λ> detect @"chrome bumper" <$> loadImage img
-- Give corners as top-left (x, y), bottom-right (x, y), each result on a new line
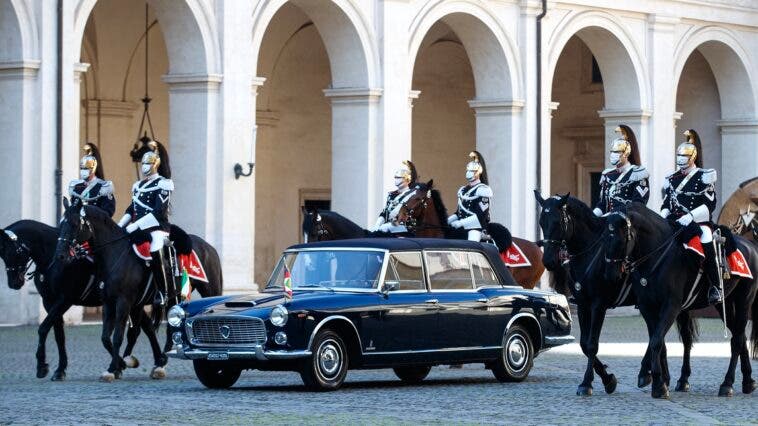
top-left (544, 334), bottom-right (575, 346)
top-left (168, 344), bottom-right (312, 361)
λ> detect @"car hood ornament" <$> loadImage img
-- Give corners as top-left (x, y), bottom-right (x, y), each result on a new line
top-left (219, 325), bottom-right (231, 339)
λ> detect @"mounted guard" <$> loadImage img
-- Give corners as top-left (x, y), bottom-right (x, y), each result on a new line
top-left (117, 140), bottom-right (174, 305)
top-left (448, 151), bottom-right (493, 242)
top-left (69, 143), bottom-right (115, 217)
top-left (593, 125), bottom-right (649, 216)
top-left (371, 160), bottom-right (419, 235)
top-left (660, 129), bottom-right (721, 304)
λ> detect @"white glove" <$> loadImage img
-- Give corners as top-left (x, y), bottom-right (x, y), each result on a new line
top-left (117, 214), bottom-right (131, 228)
top-left (689, 204), bottom-right (710, 223)
top-left (378, 222), bottom-right (393, 233)
top-left (660, 208), bottom-right (670, 219)
top-left (676, 213), bottom-right (693, 226)
top-left (450, 220), bottom-right (463, 229)
top-left (370, 217), bottom-right (385, 232)
top-left (592, 208), bottom-right (603, 217)
top-left (125, 222), bottom-right (138, 233)
top-left (447, 214), bottom-right (458, 225)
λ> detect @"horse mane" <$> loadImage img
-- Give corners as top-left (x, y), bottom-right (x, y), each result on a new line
top-left (566, 196), bottom-right (604, 233)
top-left (625, 202), bottom-right (670, 237)
top-left (429, 189), bottom-right (448, 226)
top-left (317, 209), bottom-right (365, 235)
top-left (82, 205), bottom-right (122, 233)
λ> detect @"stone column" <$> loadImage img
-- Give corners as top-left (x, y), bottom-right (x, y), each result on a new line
top-left (718, 120), bottom-right (758, 196)
top-left (323, 88), bottom-right (382, 226)
top-left (161, 73), bottom-right (222, 240)
top-left (468, 99), bottom-right (525, 235)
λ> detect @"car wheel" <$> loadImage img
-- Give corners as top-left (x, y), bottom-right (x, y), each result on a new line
top-left (192, 360), bottom-right (241, 389)
top-left (300, 330), bottom-right (348, 391)
top-left (492, 325), bottom-right (534, 382)
top-left (393, 366), bottom-right (432, 383)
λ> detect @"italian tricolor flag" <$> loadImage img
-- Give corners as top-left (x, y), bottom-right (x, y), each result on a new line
top-left (180, 267), bottom-right (192, 301)
top-left (283, 268), bottom-right (293, 299)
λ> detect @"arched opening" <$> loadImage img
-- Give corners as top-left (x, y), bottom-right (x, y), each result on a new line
top-left (549, 26), bottom-right (644, 207)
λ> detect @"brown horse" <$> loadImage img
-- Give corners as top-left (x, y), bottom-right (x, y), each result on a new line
top-left (396, 181), bottom-right (544, 289)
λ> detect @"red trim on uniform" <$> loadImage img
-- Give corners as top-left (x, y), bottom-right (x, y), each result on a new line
top-left (728, 249), bottom-right (753, 279)
top-left (500, 242), bottom-right (532, 268)
top-left (683, 236), bottom-right (705, 258)
top-left (179, 250), bottom-right (208, 283)
top-left (132, 242), bottom-right (151, 260)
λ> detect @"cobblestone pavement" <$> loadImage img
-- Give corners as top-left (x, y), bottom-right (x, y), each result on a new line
top-left (1, 316), bottom-right (756, 425)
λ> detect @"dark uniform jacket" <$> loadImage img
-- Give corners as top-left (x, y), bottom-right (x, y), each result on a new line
top-left (596, 165), bottom-right (650, 214)
top-left (455, 182), bottom-right (493, 230)
top-left (68, 178), bottom-right (116, 217)
top-left (379, 187), bottom-right (417, 222)
top-left (124, 175), bottom-right (174, 232)
top-left (661, 167), bottom-right (717, 223)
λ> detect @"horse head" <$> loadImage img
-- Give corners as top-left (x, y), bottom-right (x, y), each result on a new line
top-left (602, 211), bottom-right (636, 283)
top-left (0, 227), bottom-right (33, 290)
top-left (301, 207), bottom-right (332, 242)
top-left (55, 198), bottom-right (94, 264)
top-left (396, 180), bottom-right (434, 229)
top-left (535, 191), bottom-right (572, 271)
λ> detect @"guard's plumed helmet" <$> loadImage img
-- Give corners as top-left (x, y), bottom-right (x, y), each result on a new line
top-left (610, 126), bottom-right (632, 158)
top-left (466, 151), bottom-right (489, 184)
top-left (676, 129), bottom-right (702, 169)
top-left (394, 160), bottom-right (418, 185)
top-left (141, 140), bottom-right (161, 176)
top-left (80, 144), bottom-right (98, 176)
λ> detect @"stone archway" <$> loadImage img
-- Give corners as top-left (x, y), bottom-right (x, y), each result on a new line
top-left (408, 4), bottom-right (524, 233)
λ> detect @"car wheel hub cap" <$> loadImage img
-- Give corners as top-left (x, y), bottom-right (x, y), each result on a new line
top-left (507, 336), bottom-right (527, 370)
top-left (319, 341), bottom-right (341, 377)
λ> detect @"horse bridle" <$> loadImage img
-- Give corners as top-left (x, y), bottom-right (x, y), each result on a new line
top-left (3, 230), bottom-right (34, 280)
top-left (397, 191), bottom-right (430, 229)
top-left (603, 212), bottom-right (636, 270)
top-left (540, 204), bottom-right (574, 262)
top-left (311, 213), bottom-right (330, 241)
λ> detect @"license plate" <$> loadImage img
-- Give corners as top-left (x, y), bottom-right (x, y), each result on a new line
top-left (207, 352), bottom-right (229, 361)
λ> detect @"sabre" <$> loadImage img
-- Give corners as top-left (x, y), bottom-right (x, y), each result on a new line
top-left (714, 230), bottom-right (728, 338)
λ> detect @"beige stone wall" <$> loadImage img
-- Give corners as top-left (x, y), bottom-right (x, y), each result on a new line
top-left (412, 34), bottom-right (476, 212)
top-left (78, 0), bottom-right (170, 218)
top-left (255, 5), bottom-right (331, 285)
top-left (676, 50), bottom-right (723, 209)
top-left (550, 36), bottom-right (604, 204)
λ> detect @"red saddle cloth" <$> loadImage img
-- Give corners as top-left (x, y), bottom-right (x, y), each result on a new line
top-left (500, 241), bottom-right (532, 268)
top-left (131, 243), bottom-right (209, 282)
top-left (683, 236), bottom-right (753, 279)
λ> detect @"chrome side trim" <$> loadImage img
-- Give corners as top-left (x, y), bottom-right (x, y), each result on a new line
top-left (167, 344), bottom-right (312, 361)
top-left (544, 335), bottom-right (575, 345)
top-left (506, 312), bottom-right (543, 349)
top-left (363, 346), bottom-right (502, 356)
top-left (307, 315), bottom-right (363, 353)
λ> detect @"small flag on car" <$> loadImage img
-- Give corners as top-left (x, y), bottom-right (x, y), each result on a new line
top-left (180, 267), bottom-right (191, 301)
top-left (283, 267), bottom-right (293, 300)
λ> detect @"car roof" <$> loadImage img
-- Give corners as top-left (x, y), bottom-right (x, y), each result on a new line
top-left (288, 238), bottom-right (493, 251)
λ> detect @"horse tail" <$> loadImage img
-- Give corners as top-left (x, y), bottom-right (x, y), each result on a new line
top-left (151, 302), bottom-right (164, 331)
top-left (675, 310), bottom-right (699, 346)
top-left (169, 224), bottom-right (192, 255)
top-left (548, 266), bottom-right (571, 297)
top-left (486, 222), bottom-right (512, 251)
top-left (751, 291), bottom-right (758, 359)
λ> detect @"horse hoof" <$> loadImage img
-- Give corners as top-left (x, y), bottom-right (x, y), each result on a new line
top-left (36, 363), bottom-right (49, 379)
top-left (742, 381), bottom-right (757, 394)
top-left (150, 366), bottom-right (167, 380)
top-left (603, 375), bottom-right (618, 394)
top-left (718, 385), bottom-right (734, 397)
top-left (651, 384), bottom-right (670, 399)
top-left (114, 369), bottom-right (123, 380)
top-left (576, 385), bottom-right (593, 396)
top-left (124, 355), bottom-right (140, 369)
top-left (675, 380), bottom-right (690, 392)
top-left (638, 374), bottom-right (652, 388)
top-left (100, 371), bottom-right (116, 383)
top-left (51, 370), bottom-right (66, 381)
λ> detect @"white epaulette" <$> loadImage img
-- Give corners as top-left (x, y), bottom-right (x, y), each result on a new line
top-left (99, 180), bottom-right (114, 196)
top-left (476, 184), bottom-right (493, 198)
top-left (157, 178), bottom-right (174, 191)
top-left (700, 168), bottom-right (717, 184)
top-left (629, 166), bottom-right (649, 182)
top-left (68, 180), bottom-right (83, 196)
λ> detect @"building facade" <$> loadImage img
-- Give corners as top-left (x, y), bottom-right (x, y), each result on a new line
top-left (1, 0), bottom-right (757, 324)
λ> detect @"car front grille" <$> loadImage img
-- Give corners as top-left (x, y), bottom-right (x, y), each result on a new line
top-left (187, 316), bottom-right (267, 347)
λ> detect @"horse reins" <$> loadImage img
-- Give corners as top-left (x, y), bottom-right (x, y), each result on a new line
top-left (604, 212), bottom-right (685, 275)
top-left (3, 230), bottom-right (35, 280)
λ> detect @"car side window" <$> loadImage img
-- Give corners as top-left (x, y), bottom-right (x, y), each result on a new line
top-left (426, 251), bottom-right (474, 290)
top-left (469, 252), bottom-right (499, 287)
top-left (385, 252), bottom-right (425, 291)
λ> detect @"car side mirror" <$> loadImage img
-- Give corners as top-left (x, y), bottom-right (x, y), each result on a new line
top-left (382, 281), bottom-right (400, 295)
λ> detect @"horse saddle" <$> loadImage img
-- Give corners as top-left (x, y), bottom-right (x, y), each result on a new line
top-left (683, 235), bottom-right (753, 279)
top-left (131, 242), bottom-right (208, 283)
top-left (499, 242), bottom-right (531, 268)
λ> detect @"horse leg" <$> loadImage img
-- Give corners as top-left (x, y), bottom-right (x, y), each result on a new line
top-left (122, 310), bottom-right (143, 369)
top-left (649, 304), bottom-right (678, 399)
top-left (137, 309), bottom-right (169, 379)
top-left (717, 298), bottom-right (743, 397)
top-left (675, 312), bottom-right (694, 392)
top-left (575, 303), bottom-right (594, 396)
top-left (51, 317), bottom-right (68, 381)
top-left (35, 299), bottom-right (69, 379)
top-left (586, 306), bottom-right (617, 394)
top-left (106, 300), bottom-right (130, 380)
top-left (660, 341), bottom-right (671, 388)
top-left (100, 302), bottom-right (117, 382)
top-left (739, 338), bottom-right (756, 394)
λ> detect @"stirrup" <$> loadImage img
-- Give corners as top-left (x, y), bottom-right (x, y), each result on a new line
top-left (708, 287), bottom-right (722, 304)
top-left (154, 291), bottom-right (166, 306)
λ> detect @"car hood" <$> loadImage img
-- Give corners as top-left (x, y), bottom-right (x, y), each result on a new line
top-left (190, 290), bottom-right (371, 317)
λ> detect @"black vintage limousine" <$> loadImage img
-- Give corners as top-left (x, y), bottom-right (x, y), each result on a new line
top-left (167, 239), bottom-right (573, 391)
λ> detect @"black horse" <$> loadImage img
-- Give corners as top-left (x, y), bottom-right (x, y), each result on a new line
top-left (0, 220), bottom-right (157, 380)
top-left (604, 202), bottom-right (758, 398)
top-left (302, 208), bottom-right (372, 242)
top-left (534, 192), bottom-right (696, 396)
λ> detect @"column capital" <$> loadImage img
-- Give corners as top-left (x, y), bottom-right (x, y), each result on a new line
top-left (73, 62), bottom-right (90, 83)
top-left (251, 76), bottom-right (266, 95)
top-left (717, 119), bottom-right (758, 135)
top-left (0, 60), bottom-right (40, 80)
top-left (468, 98), bottom-right (525, 116)
top-left (597, 108), bottom-right (652, 123)
top-left (323, 87), bottom-right (383, 104)
top-left (162, 73), bottom-right (223, 93)
top-left (408, 90), bottom-right (421, 107)
top-left (520, 0), bottom-right (549, 16)
top-left (648, 15), bottom-right (680, 33)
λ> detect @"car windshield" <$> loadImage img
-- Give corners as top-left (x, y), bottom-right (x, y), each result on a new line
top-left (265, 250), bottom-right (386, 291)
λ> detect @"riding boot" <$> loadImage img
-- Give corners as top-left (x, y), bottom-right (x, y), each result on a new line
top-left (151, 251), bottom-right (168, 306)
top-left (702, 242), bottom-right (722, 304)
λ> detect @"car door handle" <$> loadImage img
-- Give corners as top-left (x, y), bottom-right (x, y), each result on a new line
top-left (424, 299), bottom-right (439, 304)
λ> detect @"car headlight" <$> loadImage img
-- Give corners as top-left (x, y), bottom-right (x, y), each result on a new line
top-left (167, 305), bottom-right (186, 327)
top-left (270, 305), bottom-right (288, 327)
